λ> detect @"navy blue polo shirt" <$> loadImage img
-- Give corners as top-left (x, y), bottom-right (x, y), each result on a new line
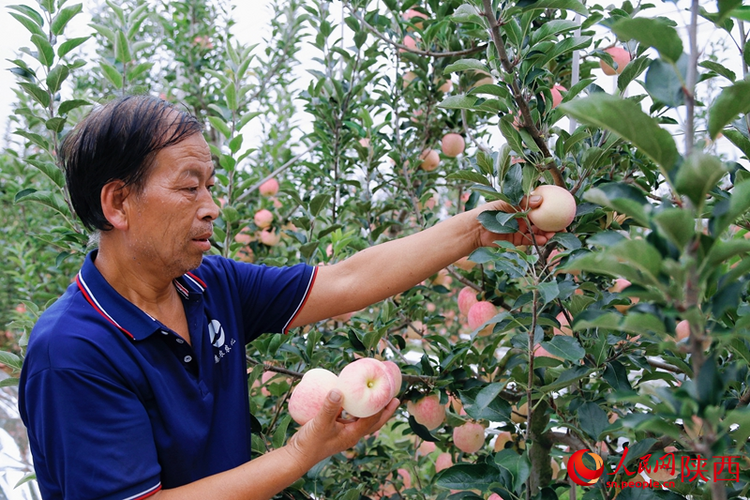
top-left (18, 250), bottom-right (316, 500)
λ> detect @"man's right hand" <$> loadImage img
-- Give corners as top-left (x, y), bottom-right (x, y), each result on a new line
top-left (287, 390), bottom-right (399, 467)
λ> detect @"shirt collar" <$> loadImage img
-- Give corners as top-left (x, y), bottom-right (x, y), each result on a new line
top-left (76, 250), bottom-right (207, 341)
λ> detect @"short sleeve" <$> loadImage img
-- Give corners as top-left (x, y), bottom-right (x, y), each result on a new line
top-left (21, 367), bottom-right (162, 500)
top-left (223, 260), bottom-right (316, 341)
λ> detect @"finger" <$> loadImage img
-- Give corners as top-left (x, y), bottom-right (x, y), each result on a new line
top-left (313, 389), bottom-right (344, 426)
top-left (519, 194), bottom-right (543, 210)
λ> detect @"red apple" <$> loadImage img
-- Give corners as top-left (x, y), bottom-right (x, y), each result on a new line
top-left (254, 209), bottom-right (273, 229)
top-left (419, 149), bottom-right (440, 171)
top-left (435, 452), bottom-right (453, 472)
top-left (550, 84), bottom-right (566, 108)
top-left (553, 312), bottom-right (572, 336)
top-left (402, 8), bottom-right (428, 30)
top-left (288, 368), bottom-right (339, 425)
top-left (676, 320), bottom-right (690, 341)
top-left (493, 431), bottom-right (513, 451)
top-left (453, 421), bottom-right (485, 453)
top-left (441, 133), bottom-right (465, 157)
top-left (259, 228), bottom-right (281, 246)
top-left (468, 301), bottom-right (498, 336)
top-left (381, 360), bottom-right (402, 398)
top-left (600, 47), bottom-right (631, 75)
top-left (336, 358), bottom-right (395, 418)
top-left (407, 393), bottom-right (446, 430)
top-left (258, 178), bottom-right (279, 197)
top-left (527, 185), bottom-right (576, 232)
top-left (458, 287), bottom-right (479, 316)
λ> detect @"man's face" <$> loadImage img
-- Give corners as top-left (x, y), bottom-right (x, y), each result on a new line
top-left (124, 132), bottom-right (219, 277)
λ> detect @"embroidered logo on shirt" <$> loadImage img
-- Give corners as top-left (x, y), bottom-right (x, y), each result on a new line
top-left (208, 319), bottom-right (235, 363)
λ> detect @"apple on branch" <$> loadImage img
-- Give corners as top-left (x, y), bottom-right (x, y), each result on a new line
top-left (406, 393), bottom-right (446, 430)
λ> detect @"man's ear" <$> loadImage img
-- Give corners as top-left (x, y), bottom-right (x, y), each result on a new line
top-left (100, 180), bottom-right (131, 230)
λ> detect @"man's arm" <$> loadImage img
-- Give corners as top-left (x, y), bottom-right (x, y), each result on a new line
top-left (151, 391), bottom-right (398, 500)
top-left (289, 198), bottom-right (551, 328)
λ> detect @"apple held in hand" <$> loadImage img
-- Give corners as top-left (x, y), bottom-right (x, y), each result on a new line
top-left (288, 368), bottom-right (339, 425)
top-left (336, 358), bottom-right (396, 418)
top-left (527, 185), bottom-right (576, 232)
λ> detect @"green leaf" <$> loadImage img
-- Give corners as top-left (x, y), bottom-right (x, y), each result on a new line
top-left (723, 128), bottom-right (750, 159)
top-left (224, 82), bottom-right (237, 111)
top-left (478, 211), bottom-right (518, 234)
top-left (127, 61), bottom-right (153, 81)
top-left (611, 18), bottom-right (683, 63)
top-left (14, 130), bottom-right (50, 150)
top-left (31, 33), bottom-right (55, 67)
top-left (58, 36), bottom-right (90, 58)
top-left (539, 365), bottom-right (593, 392)
top-left (435, 463), bottom-right (498, 491)
top-left (577, 402), bottom-right (609, 440)
top-left (603, 360), bottom-right (633, 392)
top-left (583, 182), bottom-right (651, 227)
top-left (645, 56), bottom-right (687, 107)
top-left (26, 159), bottom-right (64, 188)
top-left (15, 189), bottom-right (70, 217)
top-left (407, 415), bottom-right (438, 442)
top-left (8, 5), bottom-right (44, 26)
top-left (46, 64), bottom-right (70, 94)
top-left (208, 116), bottom-right (231, 139)
top-left (713, 179), bottom-right (750, 237)
top-left (559, 94), bottom-right (679, 172)
top-left (309, 193), bottom-right (330, 217)
top-left (516, 0), bottom-right (588, 15)
top-left (536, 281), bottom-right (560, 306)
top-left (674, 152), bottom-right (727, 207)
top-left (652, 208), bottom-right (696, 250)
top-left (438, 95), bottom-right (478, 110)
top-left (18, 82), bottom-right (51, 107)
top-left (541, 335), bottom-right (585, 361)
top-left (9, 12), bottom-right (46, 37)
top-left (461, 383), bottom-right (512, 421)
top-left (90, 23), bottom-right (116, 43)
top-left (115, 29), bottom-right (131, 64)
top-left (100, 63), bottom-right (123, 88)
top-left (58, 98), bottom-right (90, 115)
top-left (0, 351), bottom-right (23, 372)
top-left (51, 3), bottom-right (83, 35)
top-left (271, 414), bottom-right (292, 449)
top-left (444, 59), bottom-right (490, 74)
top-left (494, 450), bottom-right (531, 493)
top-left (447, 170), bottom-right (492, 186)
top-left (617, 56), bottom-right (651, 92)
top-left (699, 60), bottom-right (736, 82)
top-left (708, 78), bottom-right (750, 140)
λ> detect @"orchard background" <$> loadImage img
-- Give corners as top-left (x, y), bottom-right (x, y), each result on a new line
top-left (2, 0), bottom-right (750, 499)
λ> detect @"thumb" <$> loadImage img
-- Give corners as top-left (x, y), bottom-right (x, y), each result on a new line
top-left (316, 389), bottom-right (344, 422)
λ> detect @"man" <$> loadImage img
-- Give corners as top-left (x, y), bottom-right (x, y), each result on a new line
top-left (18, 95), bottom-right (552, 500)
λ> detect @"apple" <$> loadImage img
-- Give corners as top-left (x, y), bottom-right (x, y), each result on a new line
top-left (609, 278), bottom-right (639, 313)
top-left (441, 133), bottom-right (465, 157)
top-left (288, 368), bottom-right (339, 425)
top-left (458, 287), bottom-right (479, 316)
top-left (550, 84), bottom-right (566, 108)
top-left (453, 256), bottom-right (476, 271)
top-left (511, 402), bottom-right (528, 424)
top-left (419, 149), bottom-right (440, 171)
top-left (336, 358), bottom-right (395, 418)
top-left (435, 452), bottom-right (453, 472)
top-left (234, 227), bottom-right (253, 244)
top-left (258, 178), bottom-right (279, 197)
top-left (676, 319), bottom-right (690, 341)
top-left (527, 185), bottom-right (577, 232)
top-left (453, 421), bottom-right (485, 453)
top-left (381, 360), bottom-right (402, 398)
top-left (553, 312), bottom-right (572, 336)
top-left (437, 79), bottom-right (453, 93)
top-left (468, 301), bottom-right (498, 336)
top-left (401, 34), bottom-right (418, 52)
top-left (488, 494), bottom-right (505, 500)
top-left (259, 228), bottom-right (281, 246)
top-left (493, 431), bottom-right (513, 452)
top-left (417, 439), bottom-right (436, 456)
top-left (600, 47), bottom-right (631, 75)
top-left (403, 71), bottom-right (418, 89)
top-left (407, 393), bottom-right (446, 430)
top-left (402, 8), bottom-right (428, 30)
top-left (432, 268), bottom-right (452, 287)
top-left (254, 209), bottom-right (274, 229)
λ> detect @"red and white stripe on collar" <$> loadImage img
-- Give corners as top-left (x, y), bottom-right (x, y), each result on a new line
top-left (123, 481), bottom-right (161, 500)
top-left (76, 273), bottom-right (136, 340)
